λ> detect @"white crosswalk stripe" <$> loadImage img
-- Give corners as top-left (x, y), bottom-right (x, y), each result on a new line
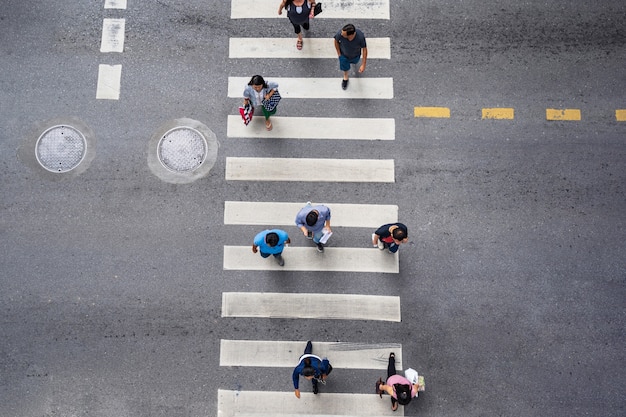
top-left (229, 37), bottom-right (391, 59)
top-left (228, 77), bottom-right (394, 100)
top-left (227, 116), bottom-right (395, 140)
top-left (220, 340), bottom-right (403, 369)
top-left (224, 201), bottom-right (397, 227)
top-left (222, 292), bottom-right (401, 322)
top-left (218, 390), bottom-right (401, 417)
top-left (224, 246), bottom-right (398, 273)
top-left (225, 157), bottom-right (395, 182)
top-left (230, 0), bottom-right (391, 19)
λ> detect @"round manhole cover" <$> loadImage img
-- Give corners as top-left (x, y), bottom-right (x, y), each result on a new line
top-left (35, 125), bottom-right (87, 173)
top-left (158, 127), bottom-right (207, 172)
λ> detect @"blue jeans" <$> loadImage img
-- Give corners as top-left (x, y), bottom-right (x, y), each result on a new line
top-left (339, 55), bottom-right (361, 71)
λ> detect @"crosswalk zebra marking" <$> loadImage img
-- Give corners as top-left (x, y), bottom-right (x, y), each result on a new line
top-left (229, 37), bottom-right (391, 59)
top-left (230, 0), bottom-right (391, 20)
top-left (228, 77), bottom-right (394, 100)
top-left (220, 340), bottom-right (402, 369)
top-left (222, 292), bottom-right (401, 322)
top-left (225, 157), bottom-right (395, 183)
top-left (224, 201), bottom-right (398, 227)
top-left (223, 246), bottom-right (399, 273)
top-left (227, 116), bottom-right (395, 140)
top-left (218, 390), bottom-right (400, 417)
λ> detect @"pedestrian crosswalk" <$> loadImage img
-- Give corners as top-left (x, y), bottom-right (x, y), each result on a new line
top-left (229, 37), bottom-right (391, 59)
top-left (225, 157), bottom-right (395, 182)
top-left (230, 0), bottom-right (391, 20)
top-left (226, 116), bottom-right (395, 140)
top-left (228, 77), bottom-right (394, 100)
top-left (219, 1), bottom-right (413, 415)
top-left (222, 293), bottom-right (401, 322)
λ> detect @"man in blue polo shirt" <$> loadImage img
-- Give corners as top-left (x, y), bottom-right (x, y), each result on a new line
top-left (333, 23), bottom-right (367, 90)
top-left (252, 229), bottom-right (290, 266)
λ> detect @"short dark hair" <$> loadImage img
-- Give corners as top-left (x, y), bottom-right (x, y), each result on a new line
top-left (302, 366), bottom-right (315, 377)
top-left (265, 232), bottom-right (279, 247)
top-left (392, 228), bottom-right (406, 240)
top-left (342, 24), bottom-right (356, 35)
top-left (305, 211), bottom-right (318, 226)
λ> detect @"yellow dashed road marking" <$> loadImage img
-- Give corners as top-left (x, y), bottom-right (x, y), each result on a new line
top-left (616, 110), bottom-right (626, 121)
top-left (482, 108), bottom-right (514, 119)
top-left (546, 108), bottom-right (581, 121)
top-left (414, 107), bottom-right (450, 118)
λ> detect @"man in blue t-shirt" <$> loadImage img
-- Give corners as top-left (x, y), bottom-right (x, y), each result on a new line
top-left (333, 23), bottom-right (367, 90)
top-left (252, 229), bottom-right (290, 266)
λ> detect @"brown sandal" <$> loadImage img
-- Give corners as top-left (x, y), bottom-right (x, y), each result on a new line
top-left (296, 39), bottom-right (303, 50)
top-left (376, 377), bottom-right (384, 397)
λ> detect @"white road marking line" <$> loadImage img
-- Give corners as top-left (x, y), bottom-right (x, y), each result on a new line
top-left (223, 246), bottom-right (399, 273)
top-left (227, 116), bottom-right (395, 140)
top-left (222, 292), bottom-right (401, 321)
top-left (100, 18), bottom-right (125, 53)
top-left (104, 0), bottom-right (127, 9)
top-left (225, 157), bottom-right (395, 183)
top-left (230, 0), bottom-right (390, 19)
top-left (220, 340), bottom-right (402, 369)
top-left (228, 77), bottom-right (394, 99)
top-left (218, 390), bottom-right (400, 416)
top-left (96, 64), bottom-right (122, 100)
top-left (224, 201), bottom-right (398, 227)
top-left (229, 37), bottom-right (391, 59)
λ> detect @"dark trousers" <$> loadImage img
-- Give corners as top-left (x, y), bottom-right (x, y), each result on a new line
top-left (303, 341), bottom-right (317, 390)
top-left (387, 354), bottom-right (397, 407)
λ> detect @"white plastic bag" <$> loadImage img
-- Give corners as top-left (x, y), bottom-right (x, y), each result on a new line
top-left (404, 368), bottom-right (418, 384)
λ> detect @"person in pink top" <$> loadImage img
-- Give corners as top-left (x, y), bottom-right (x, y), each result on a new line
top-left (376, 352), bottom-right (421, 411)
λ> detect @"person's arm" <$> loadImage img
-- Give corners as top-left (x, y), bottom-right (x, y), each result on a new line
top-left (359, 46), bottom-right (368, 73)
top-left (372, 232), bottom-right (379, 246)
top-left (251, 244), bottom-right (258, 253)
top-left (292, 367), bottom-right (301, 398)
top-left (379, 383), bottom-right (394, 396)
top-left (334, 38), bottom-right (342, 57)
top-left (278, 1), bottom-right (286, 15)
top-left (309, 1), bottom-right (316, 17)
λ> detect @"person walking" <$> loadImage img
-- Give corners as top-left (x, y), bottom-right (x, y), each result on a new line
top-left (243, 75), bottom-right (280, 131)
top-left (278, 0), bottom-right (316, 50)
top-left (295, 202), bottom-right (331, 253)
top-left (376, 352), bottom-right (421, 411)
top-left (292, 341), bottom-right (333, 398)
top-left (333, 23), bottom-right (367, 90)
top-left (372, 223), bottom-right (408, 254)
top-left (252, 229), bottom-right (290, 266)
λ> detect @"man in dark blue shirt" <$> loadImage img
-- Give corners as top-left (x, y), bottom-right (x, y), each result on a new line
top-left (292, 341), bottom-right (333, 397)
top-left (334, 23), bottom-right (368, 90)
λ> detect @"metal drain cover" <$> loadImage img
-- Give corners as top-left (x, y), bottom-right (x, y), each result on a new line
top-left (35, 125), bottom-right (87, 173)
top-left (158, 127), bottom-right (207, 172)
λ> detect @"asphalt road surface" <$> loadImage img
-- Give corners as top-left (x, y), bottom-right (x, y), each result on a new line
top-left (1, 1), bottom-right (625, 416)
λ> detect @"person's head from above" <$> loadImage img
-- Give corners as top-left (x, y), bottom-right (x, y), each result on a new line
top-left (249, 75), bottom-right (267, 92)
top-left (392, 228), bottom-right (408, 244)
top-left (341, 23), bottom-right (356, 40)
top-left (265, 232), bottom-right (279, 247)
top-left (305, 210), bottom-right (319, 227)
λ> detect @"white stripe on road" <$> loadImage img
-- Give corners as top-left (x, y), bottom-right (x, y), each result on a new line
top-left (224, 201), bottom-right (398, 227)
top-left (222, 292), bottom-right (401, 322)
top-left (230, 0), bottom-right (390, 19)
top-left (104, 0), bottom-right (127, 9)
top-left (225, 158), bottom-right (395, 183)
top-left (96, 64), bottom-right (122, 100)
top-left (220, 340), bottom-right (402, 369)
top-left (229, 37), bottom-right (391, 59)
top-left (223, 246), bottom-right (399, 273)
top-left (100, 18), bottom-right (125, 52)
top-left (227, 116), bottom-right (395, 140)
top-left (228, 77), bottom-right (394, 99)
top-left (218, 390), bottom-right (399, 417)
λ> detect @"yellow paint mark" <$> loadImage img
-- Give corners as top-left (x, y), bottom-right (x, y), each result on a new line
top-left (482, 108), bottom-right (514, 120)
top-left (546, 108), bottom-right (581, 121)
top-left (414, 107), bottom-right (450, 118)
top-left (616, 109), bottom-right (626, 121)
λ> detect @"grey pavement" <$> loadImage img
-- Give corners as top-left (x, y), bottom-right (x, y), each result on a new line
top-left (1, 1), bottom-right (625, 416)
